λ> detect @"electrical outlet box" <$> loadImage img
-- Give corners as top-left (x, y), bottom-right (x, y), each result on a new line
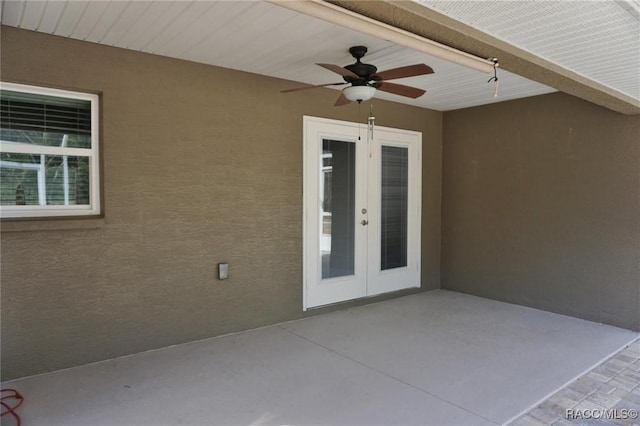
top-left (218, 263), bottom-right (229, 280)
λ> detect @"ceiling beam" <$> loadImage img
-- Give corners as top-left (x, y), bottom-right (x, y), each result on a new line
top-left (330, 0), bottom-right (640, 115)
top-left (267, 0), bottom-right (495, 74)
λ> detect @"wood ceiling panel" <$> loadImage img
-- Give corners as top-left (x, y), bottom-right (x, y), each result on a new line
top-left (1, 0), bottom-right (559, 111)
top-left (174, 1), bottom-right (256, 60)
top-left (417, 0), bottom-right (639, 101)
top-left (115, 1), bottom-right (175, 50)
top-left (19, 1), bottom-right (46, 30)
top-left (100, 2), bottom-right (153, 46)
top-left (33, 0), bottom-right (67, 33)
top-left (185, 2), bottom-right (294, 68)
top-left (149, 1), bottom-right (220, 57)
top-left (144, 1), bottom-right (216, 55)
top-left (67, 1), bottom-right (109, 40)
top-left (52, 1), bottom-right (89, 37)
top-left (85, 1), bottom-right (132, 44)
top-left (251, 15), bottom-right (328, 76)
top-left (131, 1), bottom-right (197, 52)
top-left (1, 0), bottom-right (25, 27)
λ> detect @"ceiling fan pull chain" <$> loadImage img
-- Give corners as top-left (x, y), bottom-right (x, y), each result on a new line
top-left (357, 101), bottom-right (362, 141)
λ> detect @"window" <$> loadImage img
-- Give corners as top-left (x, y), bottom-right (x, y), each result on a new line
top-left (0, 82), bottom-right (100, 218)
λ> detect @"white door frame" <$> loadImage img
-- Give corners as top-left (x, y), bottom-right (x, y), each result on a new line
top-left (303, 115), bottom-right (421, 310)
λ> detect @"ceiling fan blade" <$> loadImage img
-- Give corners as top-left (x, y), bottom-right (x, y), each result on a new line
top-left (317, 63), bottom-right (359, 78)
top-left (373, 64), bottom-right (434, 81)
top-left (334, 93), bottom-right (351, 106)
top-left (281, 82), bottom-right (346, 93)
top-left (376, 82), bottom-right (426, 99)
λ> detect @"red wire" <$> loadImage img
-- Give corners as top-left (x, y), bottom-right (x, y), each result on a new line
top-left (0, 388), bottom-right (23, 426)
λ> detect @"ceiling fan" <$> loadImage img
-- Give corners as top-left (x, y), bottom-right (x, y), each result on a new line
top-left (281, 46), bottom-right (434, 106)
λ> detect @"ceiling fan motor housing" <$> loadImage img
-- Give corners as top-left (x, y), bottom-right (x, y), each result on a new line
top-left (344, 45), bottom-right (377, 86)
top-left (348, 46), bottom-right (368, 60)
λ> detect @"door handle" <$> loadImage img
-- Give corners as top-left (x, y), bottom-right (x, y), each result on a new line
top-left (361, 220), bottom-right (369, 226)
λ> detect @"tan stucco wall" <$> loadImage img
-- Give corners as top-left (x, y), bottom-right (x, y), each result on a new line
top-left (0, 26), bottom-right (443, 380)
top-left (442, 92), bottom-right (640, 331)
top-left (4, 25), bottom-right (637, 382)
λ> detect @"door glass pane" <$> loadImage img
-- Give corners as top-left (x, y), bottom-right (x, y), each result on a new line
top-left (321, 139), bottom-right (355, 279)
top-left (381, 146), bottom-right (408, 270)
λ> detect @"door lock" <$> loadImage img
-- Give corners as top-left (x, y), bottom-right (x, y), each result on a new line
top-left (361, 220), bottom-right (369, 226)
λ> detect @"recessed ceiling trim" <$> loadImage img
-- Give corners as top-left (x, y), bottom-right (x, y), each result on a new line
top-left (266, 0), bottom-right (496, 74)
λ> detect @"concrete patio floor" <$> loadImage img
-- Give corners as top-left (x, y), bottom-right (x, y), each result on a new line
top-left (2, 290), bottom-right (638, 425)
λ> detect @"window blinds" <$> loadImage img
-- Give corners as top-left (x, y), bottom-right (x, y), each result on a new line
top-left (0, 90), bottom-right (91, 136)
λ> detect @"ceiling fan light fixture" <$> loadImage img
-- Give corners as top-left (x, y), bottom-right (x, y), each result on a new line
top-left (343, 85), bottom-right (376, 103)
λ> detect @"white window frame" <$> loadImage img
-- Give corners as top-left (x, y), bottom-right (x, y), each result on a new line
top-left (0, 82), bottom-right (100, 218)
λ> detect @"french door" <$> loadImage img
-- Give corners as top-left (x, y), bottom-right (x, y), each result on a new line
top-left (303, 116), bottom-right (421, 309)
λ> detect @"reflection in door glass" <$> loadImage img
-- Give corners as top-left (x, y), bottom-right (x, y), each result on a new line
top-left (381, 146), bottom-right (408, 270)
top-left (321, 139), bottom-right (355, 279)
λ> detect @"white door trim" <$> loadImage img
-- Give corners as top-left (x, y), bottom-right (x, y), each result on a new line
top-left (303, 115), bottom-right (421, 310)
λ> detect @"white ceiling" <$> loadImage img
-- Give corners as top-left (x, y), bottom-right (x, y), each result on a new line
top-left (3, 0), bottom-right (634, 111)
top-left (417, 0), bottom-right (640, 102)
